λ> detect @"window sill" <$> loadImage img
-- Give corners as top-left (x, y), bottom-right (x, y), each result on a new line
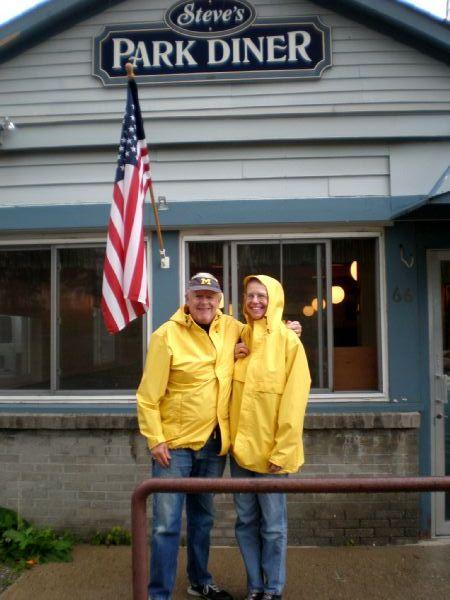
top-left (0, 395), bottom-right (136, 403)
top-left (309, 392), bottom-right (388, 403)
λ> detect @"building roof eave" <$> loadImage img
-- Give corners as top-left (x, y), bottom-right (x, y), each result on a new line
top-left (0, 0), bottom-right (449, 66)
top-left (0, 196), bottom-right (428, 232)
top-left (391, 166), bottom-right (450, 219)
top-left (0, 0), bottom-right (124, 64)
top-left (311, 0), bottom-right (450, 64)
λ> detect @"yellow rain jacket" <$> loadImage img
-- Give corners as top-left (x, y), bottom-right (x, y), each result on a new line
top-left (230, 275), bottom-right (311, 474)
top-left (137, 307), bottom-right (243, 455)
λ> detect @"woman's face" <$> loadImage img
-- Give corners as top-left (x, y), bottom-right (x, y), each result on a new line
top-left (244, 280), bottom-right (268, 321)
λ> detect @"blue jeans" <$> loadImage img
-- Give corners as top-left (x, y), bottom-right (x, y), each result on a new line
top-left (149, 432), bottom-right (226, 600)
top-left (230, 457), bottom-right (287, 596)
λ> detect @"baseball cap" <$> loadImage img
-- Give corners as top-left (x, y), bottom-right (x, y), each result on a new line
top-left (187, 272), bottom-right (222, 293)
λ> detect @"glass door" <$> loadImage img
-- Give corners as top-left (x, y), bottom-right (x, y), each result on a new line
top-left (428, 250), bottom-right (450, 535)
top-left (231, 241), bottom-right (331, 391)
top-left (185, 236), bottom-right (381, 394)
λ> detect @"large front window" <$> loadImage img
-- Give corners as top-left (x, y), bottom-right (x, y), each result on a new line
top-left (0, 235), bottom-right (383, 397)
top-left (0, 246), bottom-right (143, 393)
top-left (187, 236), bottom-right (382, 394)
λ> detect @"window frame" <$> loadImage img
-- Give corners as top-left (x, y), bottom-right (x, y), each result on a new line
top-left (182, 229), bottom-right (389, 403)
top-left (0, 236), bottom-right (150, 403)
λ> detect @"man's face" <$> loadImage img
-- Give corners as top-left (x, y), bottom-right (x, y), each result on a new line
top-left (186, 290), bottom-right (221, 325)
top-left (244, 280), bottom-right (268, 321)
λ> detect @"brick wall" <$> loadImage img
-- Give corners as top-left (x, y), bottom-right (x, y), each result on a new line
top-left (0, 412), bottom-right (420, 545)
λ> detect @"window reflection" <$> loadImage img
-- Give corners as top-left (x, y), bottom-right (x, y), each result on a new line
top-left (283, 243), bottom-right (328, 390)
top-left (0, 250), bottom-right (50, 389)
top-left (188, 242), bottom-right (224, 286)
top-left (237, 243), bottom-right (280, 320)
top-left (59, 248), bottom-right (143, 390)
top-left (332, 239), bottom-right (378, 391)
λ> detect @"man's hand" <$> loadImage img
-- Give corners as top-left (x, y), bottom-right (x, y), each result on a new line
top-left (286, 320), bottom-right (302, 337)
top-left (234, 341), bottom-right (249, 360)
top-left (268, 462), bottom-right (282, 474)
top-left (151, 442), bottom-right (171, 468)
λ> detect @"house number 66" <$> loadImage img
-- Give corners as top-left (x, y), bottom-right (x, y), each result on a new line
top-left (393, 287), bottom-right (413, 303)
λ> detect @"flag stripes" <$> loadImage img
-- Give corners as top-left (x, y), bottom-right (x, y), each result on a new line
top-left (101, 79), bottom-right (150, 334)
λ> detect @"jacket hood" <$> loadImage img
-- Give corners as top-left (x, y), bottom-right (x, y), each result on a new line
top-left (243, 275), bottom-right (284, 331)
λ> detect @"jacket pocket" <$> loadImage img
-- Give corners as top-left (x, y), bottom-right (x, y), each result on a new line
top-left (233, 357), bottom-right (248, 383)
top-left (251, 369), bottom-right (286, 394)
top-left (160, 393), bottom-right (182, 438)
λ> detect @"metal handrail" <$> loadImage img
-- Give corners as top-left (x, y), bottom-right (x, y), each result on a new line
top-left (131, 476), bottom-right (450, 600)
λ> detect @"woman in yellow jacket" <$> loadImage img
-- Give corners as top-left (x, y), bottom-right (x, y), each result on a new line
top-left (230, 275), bottom-right (311, 600)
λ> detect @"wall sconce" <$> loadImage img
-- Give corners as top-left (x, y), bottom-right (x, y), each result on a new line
top-left (0, 117), bottom-right (15, 131)
top-left (157, 195), bottom-right (168, 211)
top-left (0, 117), bottom-right (16, 144)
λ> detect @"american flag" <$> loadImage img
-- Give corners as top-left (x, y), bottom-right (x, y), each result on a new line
top-left (101, 78), bottom-right (150, 334)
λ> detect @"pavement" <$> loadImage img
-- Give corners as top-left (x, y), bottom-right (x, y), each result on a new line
top-left (2, 542), bottom-right (450, 600)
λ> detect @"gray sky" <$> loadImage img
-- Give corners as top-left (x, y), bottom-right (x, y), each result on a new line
top-left (0, 0), bottom-right (447, 26)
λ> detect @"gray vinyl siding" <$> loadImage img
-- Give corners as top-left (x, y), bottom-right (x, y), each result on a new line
top-left (0, 0), bottom-right (449, 207)
top-left (0, 0), bottom-right (449, 122)
top-left (0, 144), bottom-right (390, 206)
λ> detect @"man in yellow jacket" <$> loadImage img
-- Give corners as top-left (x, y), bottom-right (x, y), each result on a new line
top-left (137, 273), bottom-right (241, 600)
top-left (230, 275), bottom-right (311, 600)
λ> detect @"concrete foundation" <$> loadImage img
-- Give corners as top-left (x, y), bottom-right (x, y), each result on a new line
top-left (0, 412), bottom-right (420, 545)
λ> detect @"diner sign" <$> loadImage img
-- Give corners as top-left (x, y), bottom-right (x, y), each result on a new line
top-left (92, 0), bottom-right (332, 86)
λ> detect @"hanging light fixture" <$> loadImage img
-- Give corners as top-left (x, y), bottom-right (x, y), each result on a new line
top-left (311, 297), bottom-right (326, 311)
top-left (332, 285), bottom-right (345, 304)
top-left (302, 305), bottom-right (314, 317)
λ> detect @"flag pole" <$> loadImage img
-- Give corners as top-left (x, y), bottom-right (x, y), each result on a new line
top-left (125, 62), bottom-right (170, 269)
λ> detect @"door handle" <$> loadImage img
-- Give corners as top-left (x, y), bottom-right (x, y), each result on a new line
top-left (435, 373), bottom-right (448, 404)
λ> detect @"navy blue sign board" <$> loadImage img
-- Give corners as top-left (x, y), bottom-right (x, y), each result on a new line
top-left (92, 1), bottom-right (332, 86)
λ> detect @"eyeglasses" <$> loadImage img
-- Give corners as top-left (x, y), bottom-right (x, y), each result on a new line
top-left (245, 293), bottom-right (268, 301)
